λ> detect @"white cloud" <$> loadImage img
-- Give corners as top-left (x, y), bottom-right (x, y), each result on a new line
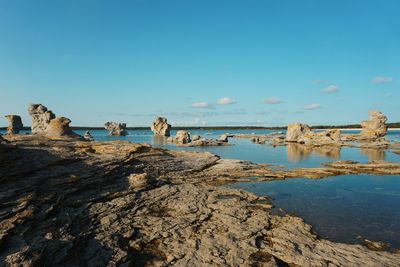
top-left (322, 85), bottom-right (339, 93)
top-left (217, 97), bottom-right (236, 105)
top-left (264, 97), bottom-right (283, 104)
top-left (192, 102), bottom-right (212, 108)
top-left (371, 76), bottom-right (393, 84)
top-left (304, 103), bottom-right (321, 110)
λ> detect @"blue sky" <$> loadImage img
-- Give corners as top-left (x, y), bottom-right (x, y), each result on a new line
top-left (0, 0), bottom-right (399, 127)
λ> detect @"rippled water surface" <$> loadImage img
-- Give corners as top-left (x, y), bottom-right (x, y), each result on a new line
top-left (230, 174), bottom-right (400, 249)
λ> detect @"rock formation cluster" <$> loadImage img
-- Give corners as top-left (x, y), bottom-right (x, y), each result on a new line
top-left (28, 104), bottom-right (56, 134)
top-left (150, 117), bottom-right (171, 136)
top-left (104, 122), bottom-right (128, 136)
top-left (286, 123), bottom-right (341, 145)
top-left (361, 110), bottom-right (388, 138)
top-left (27, 103), bottom-right (78, 137)
top-left (1, 134), bottom-right (400, 266)
top-left (4, 115), bottom-right (23, 134)
top-left (168, 130), bottom-right (191, 144)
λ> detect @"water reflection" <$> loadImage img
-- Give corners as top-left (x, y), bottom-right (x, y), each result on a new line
top-left (360, 148), bottom-right (386, 161)
top-left (152, 136), bottom-right (169, 145)
top-left (286, 143), bottom-right (341, 163)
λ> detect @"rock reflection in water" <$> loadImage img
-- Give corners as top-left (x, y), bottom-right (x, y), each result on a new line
top-left (286, 143), bottom-right (341, 162)
top-left (152, 136), bottom-right (168, 145)
top-left (360, 148), bottom-right (386, 161)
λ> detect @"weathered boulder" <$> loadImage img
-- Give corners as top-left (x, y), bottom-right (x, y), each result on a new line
top-left (104, 122), bottom-right (128, 136)
top-left (286, 123), bottom-right (312, 142)
top-left (46, 117), bottom-right (75, 137)
top-left (4, 115), bottom-right (23, 134)
top-left (191, 134), bottom-right (201, 141)
top-left (28, 104), bottom-right (56, 134)
top-left (287, 123), bottom-right (341, 145)
top-left (150, 117), bottom-right (171, 136)
top-left (361, 111), bottom-right (388, 138)
top-left (84, 131), bottom-right (94, 141)
top-left (218, 134), bottom-right (229, 142)
top-left (168, 130), bottom-right (191, 144)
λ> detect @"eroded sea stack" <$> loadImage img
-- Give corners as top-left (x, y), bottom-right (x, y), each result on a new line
top-left (28, 104), bottom-right (56, 134)
top-left (104, 122), bottom-right (128, 136)
top-left (286, 123), bottom-right (312, 142)
top-left (28, 103), bottom-right (79, 137)
top-left (4, 115), bottom-right (23, 134)
top-left (360, 110), bottom-right (388, 138)
top-left (46, 117), bottom-right (75, 137)
top-left (150, 117), bottom-right (171, 136)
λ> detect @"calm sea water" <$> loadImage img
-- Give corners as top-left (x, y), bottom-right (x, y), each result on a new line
top-left (230, 174), bottom-right (400, 250)
top-left (1, 129), bottom-right (400, 169)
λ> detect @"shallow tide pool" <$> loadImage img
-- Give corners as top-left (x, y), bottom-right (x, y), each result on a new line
top-left (230, 174), bottom-right (400, 249)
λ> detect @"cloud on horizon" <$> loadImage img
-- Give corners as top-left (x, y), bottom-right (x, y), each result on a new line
top-left (217, 97), bottom-right (237, 105)
top-left (192, 101), bottom-right (213, 108)
top-left (371, 76), bottom-right (393, 84)
top-left (304, 103), bottom-right (321, 110)
top-left (264, 97), bottom-right (283, 104)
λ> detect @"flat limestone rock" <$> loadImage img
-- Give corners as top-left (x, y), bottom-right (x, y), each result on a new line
top-left (4, 115), bottom-right (23, 134)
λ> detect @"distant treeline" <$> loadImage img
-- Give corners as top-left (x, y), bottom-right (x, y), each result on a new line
top-left (1, 123), bottom-right (400, 131)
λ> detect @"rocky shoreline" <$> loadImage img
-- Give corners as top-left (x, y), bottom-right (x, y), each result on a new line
top-left (1, 134), bottom-right (400, 266)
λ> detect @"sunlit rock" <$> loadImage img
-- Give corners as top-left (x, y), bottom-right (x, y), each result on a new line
top-left (46, 117), bottom-right (75, 137)
top-left (150, 117), bottom-right (171, 136)
top-left (104, 122), bottom-right (128, 136)
top-left (28, 103), bottom-right (56, 134)
top-left (361, 110), bottom-right (388, 138)
top-left (286, 123), bottom-right (312, 142)
top-left (168, 130), bottom-right (191, 144)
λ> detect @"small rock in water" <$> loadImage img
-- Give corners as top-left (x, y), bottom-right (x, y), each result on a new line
top-left (84, 131), bottom-right (94, 141)
top-left (4, 115), bottom-right (23, 134)
top-left (218, 134), bottom-right (229, 142)
top-left (104, 122), bottom-right (128, 136)
top-left (168, 130), bottom-right (191, 144)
